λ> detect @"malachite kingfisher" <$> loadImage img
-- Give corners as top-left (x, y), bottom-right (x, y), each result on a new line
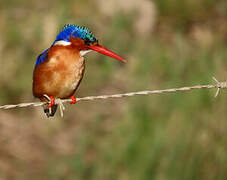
top-left (33, 24), bottom-right (125, 117)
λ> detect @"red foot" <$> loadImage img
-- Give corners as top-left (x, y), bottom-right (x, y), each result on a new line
top-left (47, 96), bottom-right (55, 108)
top-left (70, 96), bottom-right (77, 104)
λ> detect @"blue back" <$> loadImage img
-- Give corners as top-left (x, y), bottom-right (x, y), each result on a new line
top-left (35, 49), bottom-right (49, 66)
top-left (35, 24), bottom-right (97, 66)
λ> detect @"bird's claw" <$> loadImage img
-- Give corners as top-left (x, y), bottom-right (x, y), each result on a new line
top-left (70, 96), bottom-right (77, 104)
top-left (47, 96), bottom-right (55, 108)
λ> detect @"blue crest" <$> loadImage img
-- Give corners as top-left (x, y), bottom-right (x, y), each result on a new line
top-left (55, 24), bottom-right (97, 43)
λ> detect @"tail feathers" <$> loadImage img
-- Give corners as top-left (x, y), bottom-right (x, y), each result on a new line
top-left (43, 104), bottom-right (58, 118)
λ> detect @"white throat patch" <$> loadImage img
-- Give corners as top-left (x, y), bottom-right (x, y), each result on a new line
top-left (54, 40), bottom-right (72, 46)
top-left (80, 50), bottom-right (92, 57)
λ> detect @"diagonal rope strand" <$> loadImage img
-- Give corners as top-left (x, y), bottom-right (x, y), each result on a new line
top-left (0, 77), bottom-right (226, 111)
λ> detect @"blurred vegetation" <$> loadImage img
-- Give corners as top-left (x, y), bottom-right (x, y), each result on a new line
top-left (0, 0), bottom-right (227, 179)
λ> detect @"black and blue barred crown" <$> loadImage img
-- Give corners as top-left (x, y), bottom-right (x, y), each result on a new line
top-left (55, 24), bottom-right (97, 43)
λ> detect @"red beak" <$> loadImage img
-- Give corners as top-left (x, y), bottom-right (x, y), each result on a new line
top-left (88, 44), bottom-right (126, 63)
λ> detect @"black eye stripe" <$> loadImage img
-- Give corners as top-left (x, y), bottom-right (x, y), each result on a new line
top-left (84, 38), bottom-right (98, 45)
top-left (84, 38), bottom-right (91, 45)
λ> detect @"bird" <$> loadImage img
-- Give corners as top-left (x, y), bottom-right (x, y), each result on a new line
top-left (33, 24), bottom-right (125, 117)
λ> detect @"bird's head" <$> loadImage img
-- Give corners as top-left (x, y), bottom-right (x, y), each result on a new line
top-left (54, 24), bottom-right (126, 62)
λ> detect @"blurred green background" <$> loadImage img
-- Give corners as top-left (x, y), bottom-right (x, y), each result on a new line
top-left (0, 0), bottom-right (227, 179)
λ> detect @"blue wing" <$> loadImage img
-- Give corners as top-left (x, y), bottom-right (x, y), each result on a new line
top-left (35, 49), bottom-right (49, 66)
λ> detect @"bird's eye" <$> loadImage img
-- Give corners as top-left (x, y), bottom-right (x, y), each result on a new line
top-left (84, 38), bottom-right (91, 45)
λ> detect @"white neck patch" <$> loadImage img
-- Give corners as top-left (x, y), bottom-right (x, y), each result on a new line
top-left (54, 40), bottom-right (72, 46)
top-left (80, 50), bottom-right (92, 57)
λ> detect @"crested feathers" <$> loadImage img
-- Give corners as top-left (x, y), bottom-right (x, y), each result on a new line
top-left (55, 24), bottom-right (97, 43)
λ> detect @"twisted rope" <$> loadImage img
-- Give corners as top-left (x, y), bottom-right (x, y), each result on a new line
top-left (0, 77), bottom-right (226, 117)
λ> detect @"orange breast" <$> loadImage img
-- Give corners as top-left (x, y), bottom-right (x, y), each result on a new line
top-left (33, 45), bottom-right (85, 99)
